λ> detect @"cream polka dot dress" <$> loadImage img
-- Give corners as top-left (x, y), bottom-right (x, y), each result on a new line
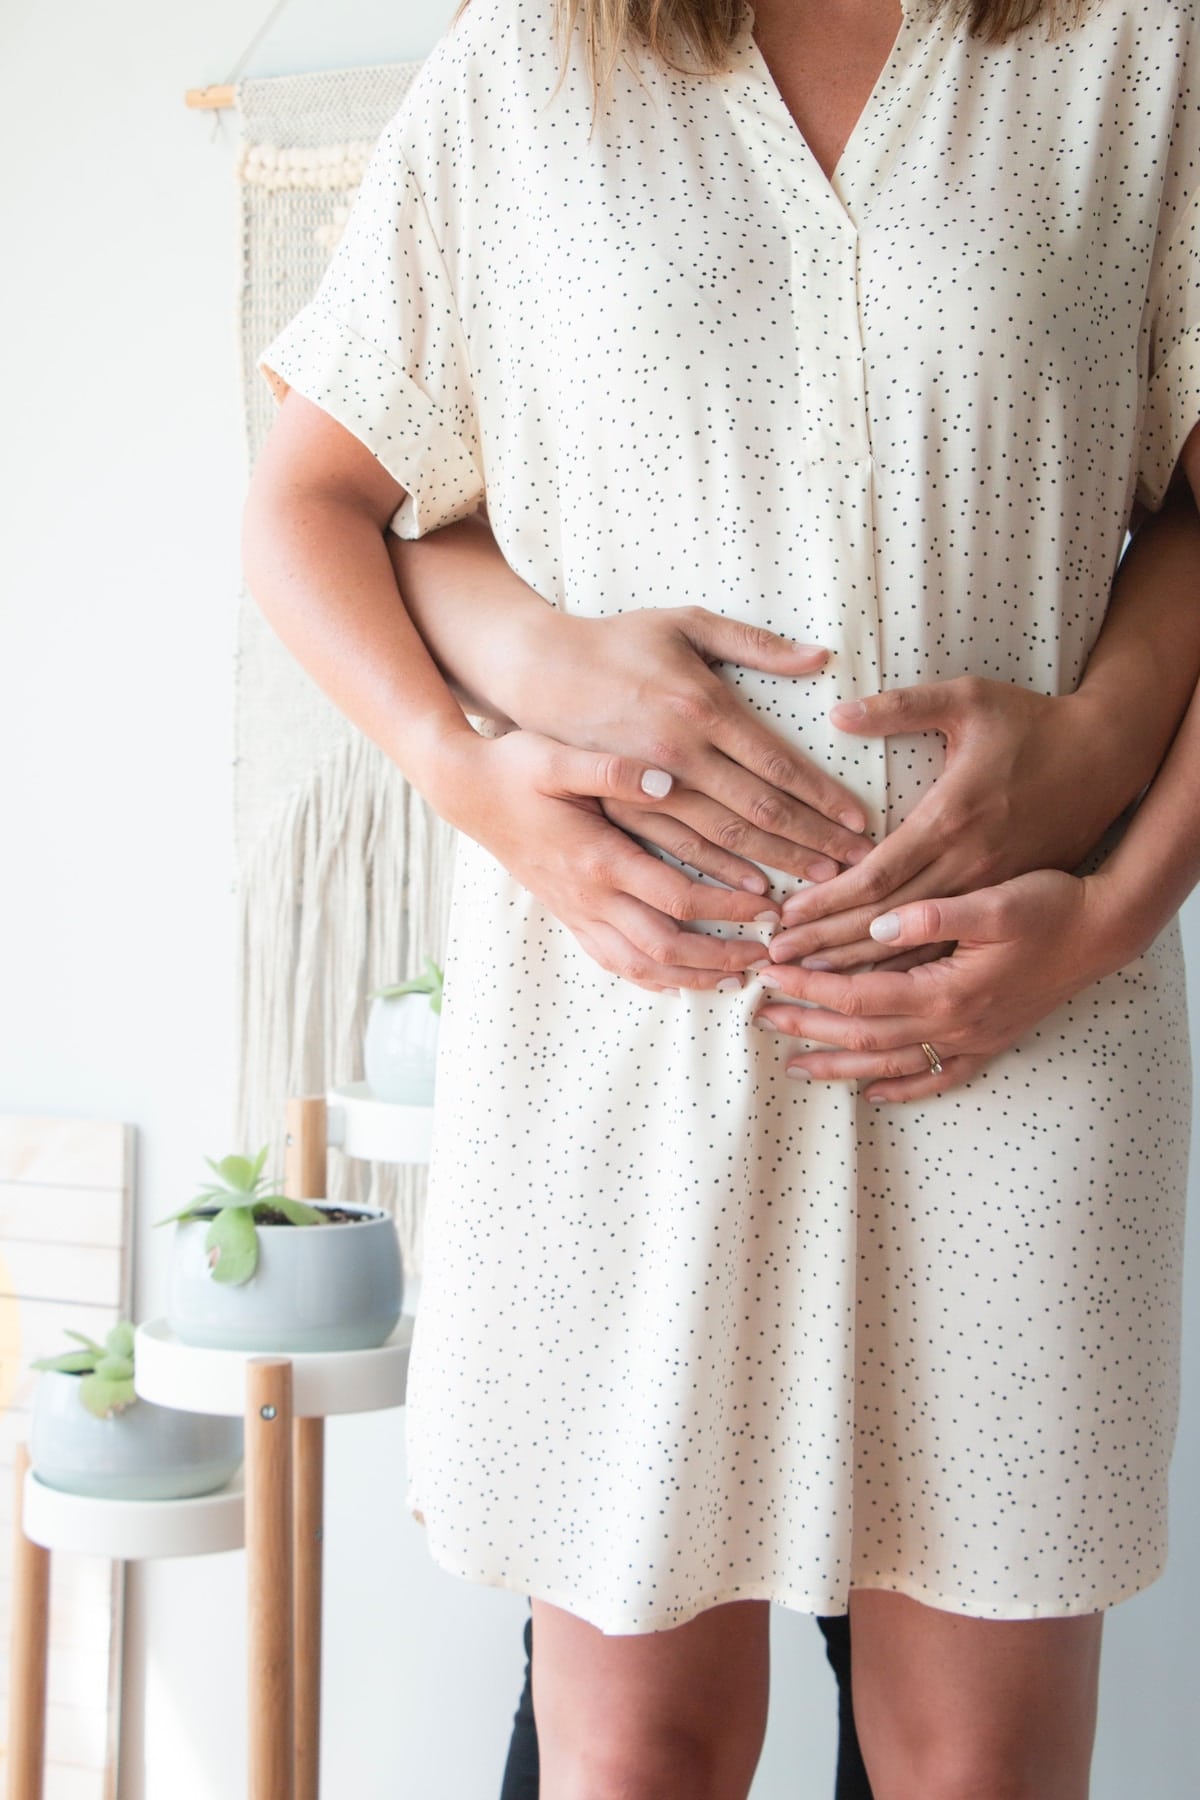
top-left (261, 0), bottom-right (1200, 1630)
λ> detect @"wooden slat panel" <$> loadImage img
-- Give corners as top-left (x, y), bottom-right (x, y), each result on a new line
top-left (0, 1116), bottom-right (132, 1800)
top-left (0, 1244), bottom-right (123, 1310)
top-left (0, 1122), bottom-right (130, 1192)
top-left (0, 1303), bottom-right (120, 1426)
top-left (0, 1189), bottom-right (126, 1251)
top-left (0, 1756), bottom-right (110, 1800)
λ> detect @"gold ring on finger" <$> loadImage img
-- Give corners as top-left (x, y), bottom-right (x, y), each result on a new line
top-left (920, 1042), bottom-right (944, 1075)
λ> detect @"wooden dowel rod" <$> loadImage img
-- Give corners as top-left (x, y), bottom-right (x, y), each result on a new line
top-left (185, 84), bottom-right (235, 110)
top-left (7, 1445), bottom-right (49, 1800)
top-left (293, 1417), bottom-right (325, 1800)
top-left (285, 1097), bottom-right (328, 1203)
top-left (246, 1360), bottom-right (295, 1800)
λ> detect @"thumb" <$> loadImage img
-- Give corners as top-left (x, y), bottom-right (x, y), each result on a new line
top-left (680, 607), bottom-right (829, 675)
top-left (867, 886), bottom-right (1014, 949)
top-left (830, 682), bottom-right (956, 737)
top-left (545, 743), bottom-right (675, 805)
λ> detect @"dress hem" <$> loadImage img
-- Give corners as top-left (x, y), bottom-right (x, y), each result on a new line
top-left (408, 1496), bottom-right (1164, 1635)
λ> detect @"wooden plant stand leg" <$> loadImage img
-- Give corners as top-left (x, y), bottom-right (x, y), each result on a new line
top-left (284, 1094), bottom-right (329, 1799)
top-left (6, 1445), bottom-right (49, 1800)
top-left (247, 1360), bottom-right (295, 1800)
top-left (293, 1416), bottom-right (325, 1800)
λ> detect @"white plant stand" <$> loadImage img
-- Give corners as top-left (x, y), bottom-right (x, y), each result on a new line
top-left (135, 1092), bottom-right (432, 1800)
top-left (326, 1080), bottom-right (434, 1166)
top-left (5, 1444), bottom-right (244, 1800)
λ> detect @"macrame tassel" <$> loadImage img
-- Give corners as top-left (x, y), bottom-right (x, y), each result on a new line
top-left (234, 733), bottom-right (457, 1273)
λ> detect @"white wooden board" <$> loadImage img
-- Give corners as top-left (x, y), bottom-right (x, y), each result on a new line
top-left (0, 1116), bottom-right (133, 1800)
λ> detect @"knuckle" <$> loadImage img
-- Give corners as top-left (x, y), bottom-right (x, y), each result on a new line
top-left (741, 621), bottom-right (780, 656)
top-left (756, 750), bottom-right (798, 791)
top-left (658, 887), bottom-right (694, 924)
top-left (856, 865), bottom-right (893, 905)
top-left (663, 686), bottom-right (719, 735)
top-left (713, 816), bottom-right (753, 854)
top-left (665, 834), bottom-right (704, 871)
top-left (577, 851), bottom-right (614, 889)
top-left (844, 1027), bottom-right (877, 1054)
top-left (748, 791), bottom-right (789, 834)
top-left (591, 752), bottom-right (624, 794)
top-left (646, 737), bottom-right (685, 772)
top-left (955, 674), bottom-right (988, 709)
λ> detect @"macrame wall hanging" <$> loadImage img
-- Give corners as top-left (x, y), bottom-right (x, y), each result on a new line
top-left (233, 62), bottom-right (458, 1276)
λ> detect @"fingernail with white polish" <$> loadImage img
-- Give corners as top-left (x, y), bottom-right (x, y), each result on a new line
top-left (869, 913), bottom-right (901, 942)
top-left (740, 875), bottom-right (768, 895)
top-left (801, 957), bottom-right (833, 971)
top-left (830, 700), bottom-right (866, 724)
top-left (753, 1013), bottom-right (774, 1030)
top-left (757, 971), bottom-right (784, 989)
top-left (716, 976), bottom-right (743, 992)
top-left (754, 911), bottom-right (779, 924)
top-left (785, 1065), bottom-right (812, 1080)
top-left (641, 768), bottom-right (673, 798)
top-left (806, 858), bottom-right (840, 883)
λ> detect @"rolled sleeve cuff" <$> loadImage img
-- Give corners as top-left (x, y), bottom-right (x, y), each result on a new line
top-left (258, 305), bottom-right (485, 538)
top-left (1136, 324), bottom-right (1200, 511)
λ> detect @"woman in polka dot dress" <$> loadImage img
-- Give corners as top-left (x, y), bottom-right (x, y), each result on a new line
top-left (244, 0), bottom-right (1200, 1792)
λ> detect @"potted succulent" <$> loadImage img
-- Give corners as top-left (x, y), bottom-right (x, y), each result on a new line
top-left (364, 956), bottom-right (443, 1105)
top-left (30, 1322), bottom-right (242, 1501)
top-left (161, 1148), bottom-right (403, 1353)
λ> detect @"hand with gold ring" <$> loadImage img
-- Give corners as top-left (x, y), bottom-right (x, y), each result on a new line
top-left (753, 868), bottom-right (1133, 1102)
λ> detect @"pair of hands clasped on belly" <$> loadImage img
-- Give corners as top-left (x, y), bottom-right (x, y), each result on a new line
top-left (444, 602), bottom-right (1131, 1103)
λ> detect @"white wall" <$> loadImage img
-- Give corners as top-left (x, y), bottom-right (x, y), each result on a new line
top-left (1, 2), bottom-right (1195, 1795)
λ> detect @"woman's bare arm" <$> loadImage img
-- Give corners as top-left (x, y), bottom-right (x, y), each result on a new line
top-left (243, 391), bottom-right (795, 992)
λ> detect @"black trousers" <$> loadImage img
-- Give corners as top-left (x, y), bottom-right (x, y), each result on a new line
top-left (499, 1612), bottom-right (875, 1800)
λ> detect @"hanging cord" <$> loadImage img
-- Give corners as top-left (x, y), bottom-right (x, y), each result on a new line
top-left (222, 0), bottom-right (298, 88)
top-left (202, 0), bottom-right (298, 136)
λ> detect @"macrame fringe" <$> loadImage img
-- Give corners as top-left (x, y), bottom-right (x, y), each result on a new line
top-left (234, 733), bottom-right (458, 1275)
top-left (237, 140), bottom-right (376, 191)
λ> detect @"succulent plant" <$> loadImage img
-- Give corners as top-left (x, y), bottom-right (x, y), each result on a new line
top-left (373, 956), bottom-right (444, 1014)
top-left (33, 1321), bottom-right (138, 1419)
top-left (158, 1148), bottom-right (323, 1287)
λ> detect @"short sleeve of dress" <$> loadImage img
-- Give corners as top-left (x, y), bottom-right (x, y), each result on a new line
top-left (1137, 185), bottom-right (1200, 510)
top-left (257, 124), bottom-right (484, 539)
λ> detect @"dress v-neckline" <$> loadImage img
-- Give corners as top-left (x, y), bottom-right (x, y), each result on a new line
top-left (736, 1), bottom-right (914, 215)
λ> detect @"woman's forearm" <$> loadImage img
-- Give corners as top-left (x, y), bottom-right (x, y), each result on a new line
top-left (1082, 452), bottom-right (1200, 966)
top-left (387, 511), bottom-right (564, 724)
top-left (1064, 496), bottom-right (1200, 816)
top-left (1088, 670), bottom-right (1200, 964)
top-left (243, 440), bottom-right (485, 830)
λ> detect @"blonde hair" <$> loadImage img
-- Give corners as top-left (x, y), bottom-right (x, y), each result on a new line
top-left (457, 0), bottom-right (1064, 90)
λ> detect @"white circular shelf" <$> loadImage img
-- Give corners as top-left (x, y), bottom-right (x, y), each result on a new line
top-left (134, 1317), bottom-right (413, 1419)
top-left (326, 1082), bottom-right (434, 1166)
top-left (22, 1468), bottom-right (244, 1559)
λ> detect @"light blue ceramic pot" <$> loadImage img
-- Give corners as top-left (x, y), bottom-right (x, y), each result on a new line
top-left (364, 993), bottom-right (440, 1105)
top-left (167, 1203), bottom-right (403, 1353)
top-left (31, 1371), bottom-right (243, 1500)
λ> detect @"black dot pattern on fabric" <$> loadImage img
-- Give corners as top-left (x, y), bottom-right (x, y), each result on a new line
top-left (260, 0), bottom-right (1200, 1631)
